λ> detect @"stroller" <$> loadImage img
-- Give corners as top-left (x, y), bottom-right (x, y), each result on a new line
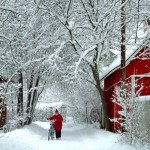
top-left (48, 121), bottom-right (55, 140)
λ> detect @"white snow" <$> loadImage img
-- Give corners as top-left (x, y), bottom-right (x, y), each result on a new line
top-left (36, 102), bottom-right (65, 108)
top-left (0, 121), bottom-right (137, 150)
top-left (109, 49), bottom-right (120, 55)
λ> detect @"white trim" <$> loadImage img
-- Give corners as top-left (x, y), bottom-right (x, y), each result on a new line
top-left (131, 74), bottom-right (150, 100)
top-left (131, 74), bottom-right (150, 78)
top-left (135, 95), bottom-right (150, 102)
top-left (131, 76), bottom-right (136, 99)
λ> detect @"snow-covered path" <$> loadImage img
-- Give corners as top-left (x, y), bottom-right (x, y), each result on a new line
top-left (0, 122), bottom-right (136, 150)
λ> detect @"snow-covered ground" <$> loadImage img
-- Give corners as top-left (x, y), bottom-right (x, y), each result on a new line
top-left (0, 120), bottom-right (137, 150)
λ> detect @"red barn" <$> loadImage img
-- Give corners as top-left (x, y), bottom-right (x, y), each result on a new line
top-left (101, 39), bottom-right (150, 132)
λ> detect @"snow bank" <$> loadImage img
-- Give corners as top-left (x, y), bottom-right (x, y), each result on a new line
top-left (0, 121), bottom-right (139, 150)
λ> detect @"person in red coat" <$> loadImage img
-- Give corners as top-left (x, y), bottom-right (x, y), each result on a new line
top-left (47, 109), bottom-right (63, 139)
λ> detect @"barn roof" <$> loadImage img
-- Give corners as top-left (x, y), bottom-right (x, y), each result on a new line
top-left (100, 23), bottom-right (150, 81)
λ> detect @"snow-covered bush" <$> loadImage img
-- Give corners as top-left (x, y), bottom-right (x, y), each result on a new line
top-left (112, 82), bottom-right (150, 149)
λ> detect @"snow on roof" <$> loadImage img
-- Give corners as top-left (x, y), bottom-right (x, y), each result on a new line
top-left (109, 49), bottom-right (120, 55)
top-left (100, 23), bottom-right (149, 81)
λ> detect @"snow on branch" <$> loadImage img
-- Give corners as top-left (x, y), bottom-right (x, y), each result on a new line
top-left (54, 41), bottom-right (68, 60)
top-left (0, 34), bottom-right (11, 41)
top-left (75, 45), bottom-right (97, 77)
top-left (0, 6), bottom-right (20, 14)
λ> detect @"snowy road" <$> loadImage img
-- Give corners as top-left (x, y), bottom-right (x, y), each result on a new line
top-left (0, 121), bottom-right (136, 150)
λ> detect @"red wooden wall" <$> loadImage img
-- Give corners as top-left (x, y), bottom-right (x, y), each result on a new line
top-left (104, 46), bottom-right (150, 131)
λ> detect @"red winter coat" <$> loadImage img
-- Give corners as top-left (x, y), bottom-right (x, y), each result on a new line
top-left (48, 114), bottom-right (63, 131)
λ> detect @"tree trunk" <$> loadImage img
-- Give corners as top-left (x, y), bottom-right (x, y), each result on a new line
top-left (27, 74), bottom-right (40, 124)
top-left (26, 72), bottom-right (34, 114)
top-left (91, 63), bottom-right (110, 131)
top-left (17, 70), bottom-right (23, 116)
top-left (30, 75), bottom-right (40, 121)
top-left (25, 72), bottom-right (34, 125)
top-left (120, 0), bottom-right (126, 132)
top-left (121, 0), bottom-right (126, 85)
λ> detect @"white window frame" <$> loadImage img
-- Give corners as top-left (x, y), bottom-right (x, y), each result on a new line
top-left (131, 74), bottom-right (150, 99)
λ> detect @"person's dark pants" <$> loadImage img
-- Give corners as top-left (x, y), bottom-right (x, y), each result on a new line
top-left (55, 130), bottom-right (61, 139)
